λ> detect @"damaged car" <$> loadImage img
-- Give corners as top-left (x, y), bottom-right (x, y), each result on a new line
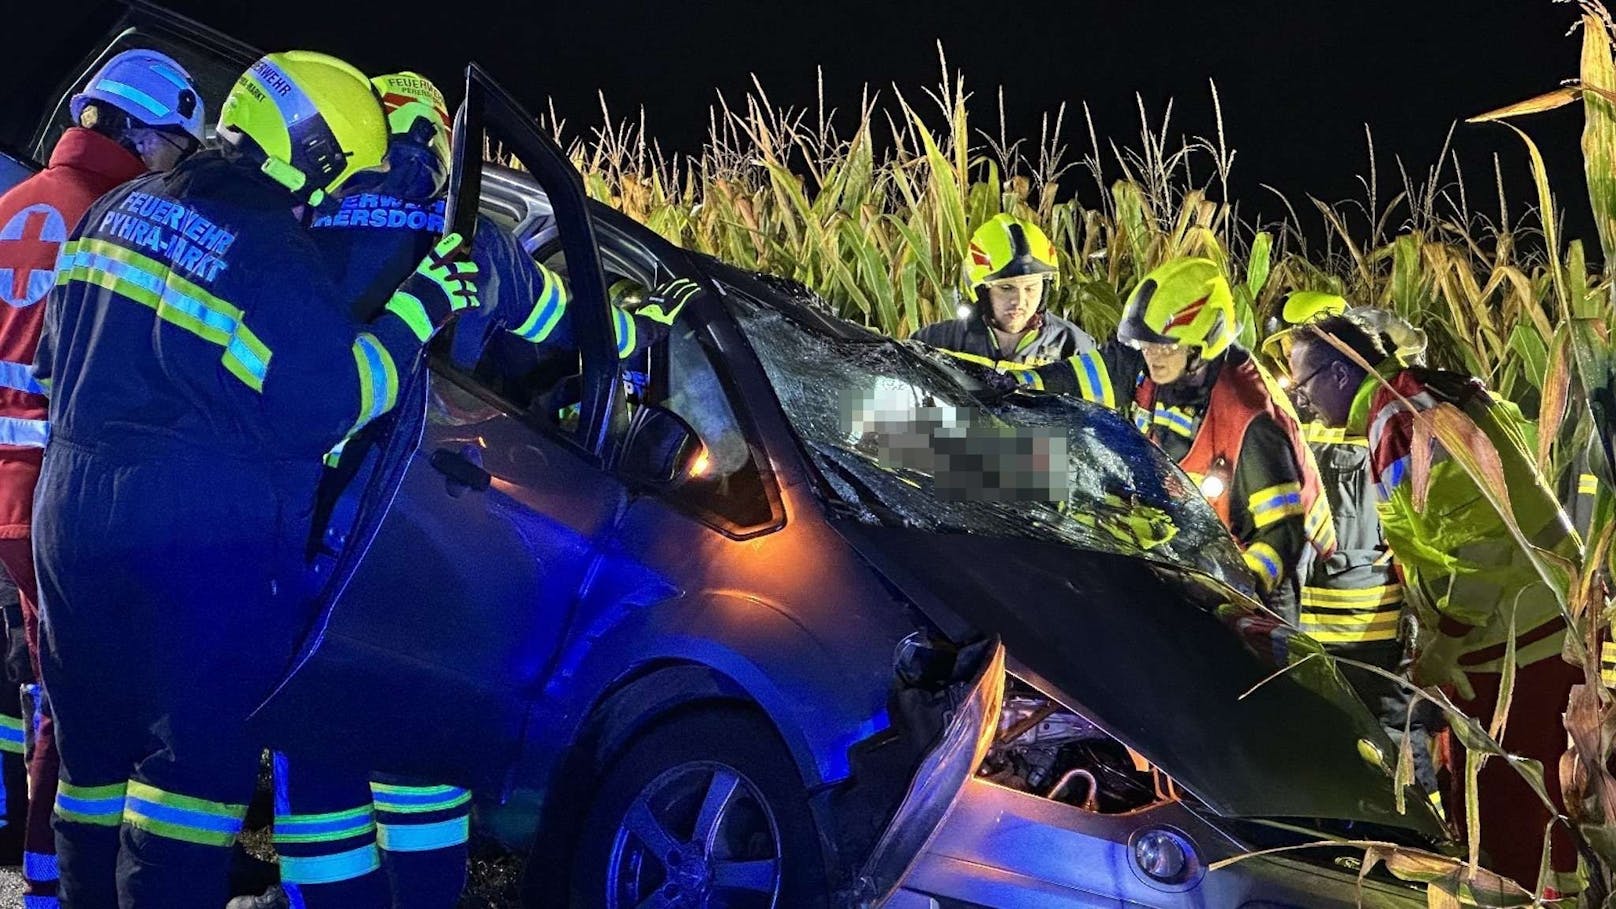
top-left (7, 4), bottom-right (1450, 906)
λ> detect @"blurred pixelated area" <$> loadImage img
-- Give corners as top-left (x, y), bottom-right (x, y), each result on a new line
top-left (842, 388), bottom-right (1071, 503)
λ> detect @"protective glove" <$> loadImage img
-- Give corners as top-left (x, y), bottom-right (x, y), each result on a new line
top-left (380, 232), bottom-right (481, 343)
top-left (1411, 632), bottom-right (1475, 702)
top-left (637, 278), bottom-right (704, 326)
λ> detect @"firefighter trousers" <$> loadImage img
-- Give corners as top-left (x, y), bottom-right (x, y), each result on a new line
top-left (1332, 639), bottom-right (1441, 799)
top-left (0, 642), bottom-right (25, 871)
top-left (0, 536), bottom-right (61, 907)
top-left (34, 442), bottom-right (316, 909)
top-left (271, 753), bottom-right (470, 909)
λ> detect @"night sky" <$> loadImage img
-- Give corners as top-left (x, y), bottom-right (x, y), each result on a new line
top-left (15, 1), bottom-right (1601, 245)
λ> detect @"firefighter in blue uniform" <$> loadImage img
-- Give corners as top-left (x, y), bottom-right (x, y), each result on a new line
top-left (230, 72), bottom-right (686, 909)
top-left (31, 52), bottom-right (480, 908)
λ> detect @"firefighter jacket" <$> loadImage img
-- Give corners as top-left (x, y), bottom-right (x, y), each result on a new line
top-left (1024, 343), bottom-right (1334, 619)
top-left (35, 149), bottom-right (428, 492)
top-left (310, 192), bottom-right (662, 361)
top-left (0, 128), bottom-right (145, 536)
top-left (1299, 422), bottom-right (1404, 647)
top-left (911, 310), bottom-right (1096, 368)
top-left (1354, 364), bottom-right (1580, 673)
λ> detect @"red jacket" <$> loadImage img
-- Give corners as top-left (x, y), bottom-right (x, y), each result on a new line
top-left (0, 128), bottom-right (145, 536)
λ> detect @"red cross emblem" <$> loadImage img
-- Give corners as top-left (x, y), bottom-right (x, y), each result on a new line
top-left (0, 204), bottom-right (68, 308)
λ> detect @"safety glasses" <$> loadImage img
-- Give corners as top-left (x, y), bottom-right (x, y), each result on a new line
top-left (1286, 358), bottom-right (1337, 410)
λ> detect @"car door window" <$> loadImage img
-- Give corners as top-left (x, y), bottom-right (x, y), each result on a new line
top-left (643, 318), bottom-right (777, 534)
top-left (437, 235), bottom-right (655, 445)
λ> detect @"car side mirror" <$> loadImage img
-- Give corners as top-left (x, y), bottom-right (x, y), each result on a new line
top-left (621, 405), bottom-right (706, 490)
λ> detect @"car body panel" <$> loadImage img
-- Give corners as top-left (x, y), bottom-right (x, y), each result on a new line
top-left (839, 525), bottom-right (1440, 836)
top-left (898, 778), bottom-right (1426, 908)
top-left (530, 496), bottom-right (913, 787)
top-left (0, 153), bottom-right (39, 200)
top-left (253, 368), bottom-right (632, 790)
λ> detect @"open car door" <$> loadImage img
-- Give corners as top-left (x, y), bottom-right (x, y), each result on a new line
top-left (250, 64), bottom-right (626, 794)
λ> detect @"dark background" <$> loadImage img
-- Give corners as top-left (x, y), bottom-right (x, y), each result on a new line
top-left (9, 0), bottom-right (1600, 247)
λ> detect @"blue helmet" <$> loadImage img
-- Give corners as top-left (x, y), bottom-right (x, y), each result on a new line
top-left (70, 49), bottom-right (205, 144)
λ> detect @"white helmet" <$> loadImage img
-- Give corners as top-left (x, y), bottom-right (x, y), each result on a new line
top-left (70, 49), bottom-right (205, 144)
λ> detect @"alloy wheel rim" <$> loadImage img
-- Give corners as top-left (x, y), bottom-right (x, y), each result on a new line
top-left (605, 760), bottom-right (783, 909)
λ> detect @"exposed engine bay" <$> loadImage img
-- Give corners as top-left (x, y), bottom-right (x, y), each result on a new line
top-left (979, 678), bottom-right (1172, 813)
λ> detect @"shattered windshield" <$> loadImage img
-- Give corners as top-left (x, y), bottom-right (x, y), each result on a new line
top-left (722, 281), bottom-right (1254, 597)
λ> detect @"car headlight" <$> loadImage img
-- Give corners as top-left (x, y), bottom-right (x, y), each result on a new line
top-left (1130, 826), bottom-right (1204, 890)
top-left (852, 639), bottom-right (1005, 905)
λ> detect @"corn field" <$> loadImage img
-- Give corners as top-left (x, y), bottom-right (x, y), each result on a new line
top-left (521, 4), bottom-right (1616, 905)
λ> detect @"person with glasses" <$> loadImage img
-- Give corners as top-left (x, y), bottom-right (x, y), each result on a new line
top-left (1286, 313), bottom-right (1583, 895)
top-left (0, 47), bottom-right (205, 908)
top-left (911, 213), bottom-right (1095, 367)
top-left (1015, 258), bottom-right (1334, 621)
top-left (1266, 295), bottom-right (1445, 815)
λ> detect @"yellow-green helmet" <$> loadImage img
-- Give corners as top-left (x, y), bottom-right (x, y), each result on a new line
top-left (1118, 257), bottom-right (1237, 359)
top-left (965, 214), bottom-right (1059, 290)
top-left (1281, 290), bottom-right (1348, 325)
top-left (372, 72), bottom-right (450, 169)
top-left (1262, 290), bottom-right (1349, 364)
top-left (216, 51), bottom-right (387, 205)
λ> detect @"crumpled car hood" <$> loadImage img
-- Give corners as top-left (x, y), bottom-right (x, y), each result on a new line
top-left (836, 523), bottom-right (1446, 838)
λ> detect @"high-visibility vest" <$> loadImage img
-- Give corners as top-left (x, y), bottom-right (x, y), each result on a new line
top-left (1135, 354), bottom-right (1337, 561)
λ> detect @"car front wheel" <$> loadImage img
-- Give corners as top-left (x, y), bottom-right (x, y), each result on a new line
top-left (571, 707), bottom-right (829, 908)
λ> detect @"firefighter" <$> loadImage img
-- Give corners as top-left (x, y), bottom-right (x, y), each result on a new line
top-left (911, 213), bottom-right (1095, 366)
top-left (316, 73), bottom-right (669, 381)
top-left (229, 71), bottom-right (681, 909)
top-left (32, 51), bottom-right (479, 908)
top-left (0, 47), bottom-right (205, 906)
top-left (1267, 295), bottom-right (1443, 805)
top-left (1288, 315), bottom-right (1582, 892)
top-left (1018, 258), bottom-right (1333, 620)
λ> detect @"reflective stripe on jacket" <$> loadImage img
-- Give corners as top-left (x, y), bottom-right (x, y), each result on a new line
top-left (1134, 353), bottom-right (1335, 565)
top-left (1299, 421), bottom-right (1404, 646)
top-left (311, 192), bottom-right (661, 360)
top-left (36, 150), bottom-right (425, 472)
top-left (1021, 344), bottom-right (1331, 618)
top-left (0, 128), bottom-right (145, 535)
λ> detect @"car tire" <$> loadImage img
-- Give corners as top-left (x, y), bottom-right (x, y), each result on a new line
top-left (567, 706), bottom-right (830, 908)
